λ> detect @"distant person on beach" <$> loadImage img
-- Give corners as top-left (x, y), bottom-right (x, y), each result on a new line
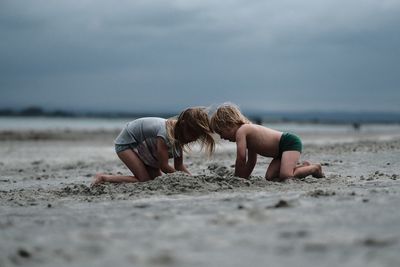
top-left (210, 104), bottom-right (324, 181)
top-left (92, 107), bottom-right (215, 185)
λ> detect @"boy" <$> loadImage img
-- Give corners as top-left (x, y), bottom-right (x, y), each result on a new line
top-left (210, 104), bottom-right (324, 180)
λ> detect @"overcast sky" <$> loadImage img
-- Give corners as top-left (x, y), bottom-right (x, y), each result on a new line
top-left (1, 0), bottom-right (400, 113)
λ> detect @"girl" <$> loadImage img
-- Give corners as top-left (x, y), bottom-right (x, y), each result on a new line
top-left (92, 107), bottom-right (214, 185)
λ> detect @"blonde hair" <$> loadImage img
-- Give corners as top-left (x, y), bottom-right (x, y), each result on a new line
top-left (210, 103), bottom-right (251, 134)
top-left (166, 107), bottom-right (215, 156)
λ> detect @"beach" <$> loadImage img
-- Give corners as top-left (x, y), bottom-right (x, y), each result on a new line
top-left (1, 123), bottom-right (400, 267)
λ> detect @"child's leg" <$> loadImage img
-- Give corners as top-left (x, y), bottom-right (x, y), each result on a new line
top-left (92, 173), bottom-right (139, 185)
top-left (297, 160), bottom-right (311, 167)
top-left (265, 158), bottom-right (281, 180)
top-left (117, 149), bottom-right (153, 181)
top-left (265, 159), bottom-right (312, 180)
top-left (279, 151), bottom-right (324, 180)
top-left (92, 149), bottom-right (151, 185)
top-left (146, 166), bottom-right (162, 179)
top-left (279, 151), bottom-right (301, 180)
top-left (294, 163), bottom-right (324, 178)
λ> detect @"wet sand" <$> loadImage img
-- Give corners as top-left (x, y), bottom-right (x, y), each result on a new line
top-left (1, 129), bottom-right (400, 267)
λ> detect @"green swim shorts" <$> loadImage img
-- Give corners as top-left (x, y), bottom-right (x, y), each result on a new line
top-left (278, 132), bottom-right (302, 158)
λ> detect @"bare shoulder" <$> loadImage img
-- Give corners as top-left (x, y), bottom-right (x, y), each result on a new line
top-left (239, 124), bottom-right (266, 133)
top-left (236, 124), bottom-right (252, 136)
top-left (236, 124), bottom-right (261, 140)
top-left (240, 124), bottom-right (279, 140)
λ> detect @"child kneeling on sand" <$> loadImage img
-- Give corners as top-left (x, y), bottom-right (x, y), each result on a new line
top-left (210, 103), bottom-right (324, 181)
top-left (92, 107), bottom-right (214, 185)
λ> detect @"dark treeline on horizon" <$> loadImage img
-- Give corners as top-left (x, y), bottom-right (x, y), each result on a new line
top-left (0, 106), bottom-right (176, 120)
top-left (1, 106), bottom-right (400, 124)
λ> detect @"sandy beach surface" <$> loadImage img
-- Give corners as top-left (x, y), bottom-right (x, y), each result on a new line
top-left (1, 126), bottom-right (400, 267)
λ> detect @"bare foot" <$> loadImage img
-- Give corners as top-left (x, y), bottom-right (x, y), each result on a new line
top-left (302, 160), bottom-right (311, 166)
top-left (91, 173), bottom-right (106, 187)
top-left (311, 164), bottom-right (325, 178)
top-left (296, 160), bottom-right (311, 168)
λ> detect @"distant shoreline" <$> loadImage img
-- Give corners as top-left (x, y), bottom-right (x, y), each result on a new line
top-left (1, 106), bottom-right (400, 124)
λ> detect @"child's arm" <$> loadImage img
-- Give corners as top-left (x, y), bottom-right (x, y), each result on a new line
top-left (244, 149), bottom-right (257, 177)
top-left (234, 130), bottom-right (249, 178)
top-left (174, 156), bottom-right (191, 175)
top-left (157, 138), bottom-right (176, 174)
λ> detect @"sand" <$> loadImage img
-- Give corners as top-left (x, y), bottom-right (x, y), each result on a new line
top-left (1, 129), bottom-right (400, 267)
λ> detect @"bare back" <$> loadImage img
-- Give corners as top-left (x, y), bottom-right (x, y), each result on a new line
top-left (236, 124), bottom-right (283, 158)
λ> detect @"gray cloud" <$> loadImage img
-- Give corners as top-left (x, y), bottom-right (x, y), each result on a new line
top-left (1, 0), bottom-right (399, 112)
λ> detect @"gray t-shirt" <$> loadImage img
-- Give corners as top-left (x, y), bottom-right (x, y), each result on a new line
top-left (114, 117), bottom-right (180, 158)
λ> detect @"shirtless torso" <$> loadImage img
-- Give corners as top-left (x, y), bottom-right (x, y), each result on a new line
top-left (235, 124), bottom-right (283, 158)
